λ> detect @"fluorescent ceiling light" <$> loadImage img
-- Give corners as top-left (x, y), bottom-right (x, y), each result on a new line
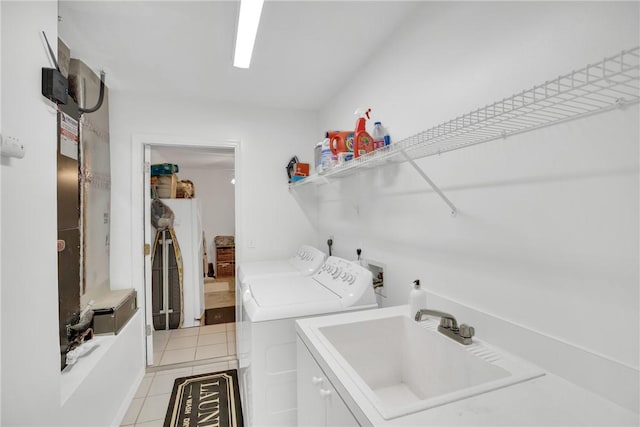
top-left (233, 0), bottom-right (264, 68)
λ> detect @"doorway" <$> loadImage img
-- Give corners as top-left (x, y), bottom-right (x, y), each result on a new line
top-left (131, 135), bottom-right (240, 368)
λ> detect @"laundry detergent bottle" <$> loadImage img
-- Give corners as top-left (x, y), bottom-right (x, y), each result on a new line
top-left (409, 279), bottom-right (427, 319)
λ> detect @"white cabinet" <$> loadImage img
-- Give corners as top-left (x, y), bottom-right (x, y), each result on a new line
top-left (297, 339), bottom-right (359, 427)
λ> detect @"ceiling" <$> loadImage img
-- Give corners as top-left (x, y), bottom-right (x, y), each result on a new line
top-left (59, 1), bottom-right (419, 170)
top-left (58, 1), bottom-right (420, 111)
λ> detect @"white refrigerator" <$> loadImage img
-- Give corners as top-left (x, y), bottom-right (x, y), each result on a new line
top-left (162, 198), bottom-right (205, 328)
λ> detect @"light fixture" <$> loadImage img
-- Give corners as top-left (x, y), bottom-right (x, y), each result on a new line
top-left (233, 0), bottom-right (265, 68)
top-left (231, 178), bottom-right (236, 185)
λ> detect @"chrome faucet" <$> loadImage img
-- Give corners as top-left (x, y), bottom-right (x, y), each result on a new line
top-left (415, 309), bottom-right (475, 345)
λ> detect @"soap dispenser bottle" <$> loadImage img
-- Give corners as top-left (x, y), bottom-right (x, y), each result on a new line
top-left (409, 279), bottom-right (427, 319)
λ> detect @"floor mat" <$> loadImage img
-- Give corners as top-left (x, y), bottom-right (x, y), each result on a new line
top-left (164, 370), bottom-right (243, 427)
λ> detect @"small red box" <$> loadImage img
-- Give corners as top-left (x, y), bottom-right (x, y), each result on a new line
top-left (295, 163), bottom-right (309, 176)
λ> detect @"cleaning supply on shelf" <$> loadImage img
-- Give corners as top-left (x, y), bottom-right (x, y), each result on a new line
top-left (383, 125), bottom-right (391, 147)
top-left (337, 152), bottom-right (353, 165)
top-left (314, 140), bottom-right (323, 172)
top-left (328, 130), bottom-right (354, 157)
top-left (372, 121), bottom-right (385, 150)
top-left (409, 279), bottom-right (427, 319)
top-left (292, 162), bottom-right (309, 182)
top-left (318, 134), bottom-right (333, 174)
top-left (353, 107), bottom-right (375, 158)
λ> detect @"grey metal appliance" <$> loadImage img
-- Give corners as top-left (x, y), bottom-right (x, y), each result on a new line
top-left (57, 55), bottom-right (112, 370)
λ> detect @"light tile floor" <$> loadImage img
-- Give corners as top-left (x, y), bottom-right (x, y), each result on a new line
top-left (121, 359), bottom-right (239, 427)
top-left (153, 322), bottom-right (236, 366)
top-left (122, 322), bottom-right (238, 427)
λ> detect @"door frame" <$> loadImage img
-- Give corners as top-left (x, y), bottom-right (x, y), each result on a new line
top-left (130, 134), bottom-right (240, 365)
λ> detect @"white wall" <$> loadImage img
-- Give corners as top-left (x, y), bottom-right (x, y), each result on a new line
top-left (175, 166), bottom-right (236, 263)
top-left (109, 92), bottom-right (319, 292)
top-left (314, 1), bottom-right (639, 412)
top-left (0, 1), bottom-right (3, 422)
top-left (1, 2), bottom-right (62, 423)
top-left (1, 3), bottom-right (144, 425)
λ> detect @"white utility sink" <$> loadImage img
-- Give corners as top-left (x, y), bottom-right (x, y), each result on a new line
top-left (318, 315), bottom-right (544, 420)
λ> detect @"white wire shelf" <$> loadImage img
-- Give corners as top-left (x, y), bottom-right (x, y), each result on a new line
top-left (291, 46), bottom-right (640, 189)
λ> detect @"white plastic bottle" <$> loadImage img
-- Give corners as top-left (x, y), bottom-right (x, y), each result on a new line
top-left (314, 140), bottom-right (323, 172)
top-left (409, 279), bottom-right (427, 319)
top-left (318, 136), bottom-right (332, 174)
top-left (372, 122), bottom-right (385, 150)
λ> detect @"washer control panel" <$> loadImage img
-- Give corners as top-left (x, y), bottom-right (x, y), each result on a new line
top-left (290, 245), bottom-right (327, 275)
top-left (314, 256), bottom-right (376, 307)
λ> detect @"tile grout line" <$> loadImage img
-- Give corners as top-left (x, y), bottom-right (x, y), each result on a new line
top-left (124, 322), bottom-right (237, 426)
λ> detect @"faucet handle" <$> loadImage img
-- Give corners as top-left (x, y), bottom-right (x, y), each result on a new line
top-left (459, 324), bottom-right (475, 339)
top-left (439, 318), bottom-right (454, 329)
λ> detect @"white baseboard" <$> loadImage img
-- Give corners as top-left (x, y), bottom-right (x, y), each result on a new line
top-left (112, 368), bottom-right (145, 427)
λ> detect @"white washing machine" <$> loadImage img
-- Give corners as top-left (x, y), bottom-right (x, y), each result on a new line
top-left (239, 256), bottom-right (377, 426)
top-left (236, 245), bottom-right (326, 356)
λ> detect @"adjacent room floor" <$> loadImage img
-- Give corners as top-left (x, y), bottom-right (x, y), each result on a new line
top-left (152, 277), bottom-right (236, 367)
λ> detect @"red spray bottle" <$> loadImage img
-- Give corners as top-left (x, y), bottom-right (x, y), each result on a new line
top-left (353, 108), bottom-right (374, 158)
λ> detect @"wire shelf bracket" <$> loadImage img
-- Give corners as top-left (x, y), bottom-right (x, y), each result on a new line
top-left (400, 149), bottom-right (457, 216)
top-left (290, 47), bottom-right (640, 214)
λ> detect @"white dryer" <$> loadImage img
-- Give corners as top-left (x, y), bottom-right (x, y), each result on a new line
top-left (236, 245), bottom-right (326, 355)
top-left (239, 256), bottom-right (377, 426)
top-left (237, 245), bottom-right (326, 283)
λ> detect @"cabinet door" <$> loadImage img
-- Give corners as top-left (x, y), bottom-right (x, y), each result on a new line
top-left (297, 339), bottom-right (360, 427)
top-left (297, 340), bottom-right (326, 426)
top-left (324, 380), bottom-right (359, 427)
